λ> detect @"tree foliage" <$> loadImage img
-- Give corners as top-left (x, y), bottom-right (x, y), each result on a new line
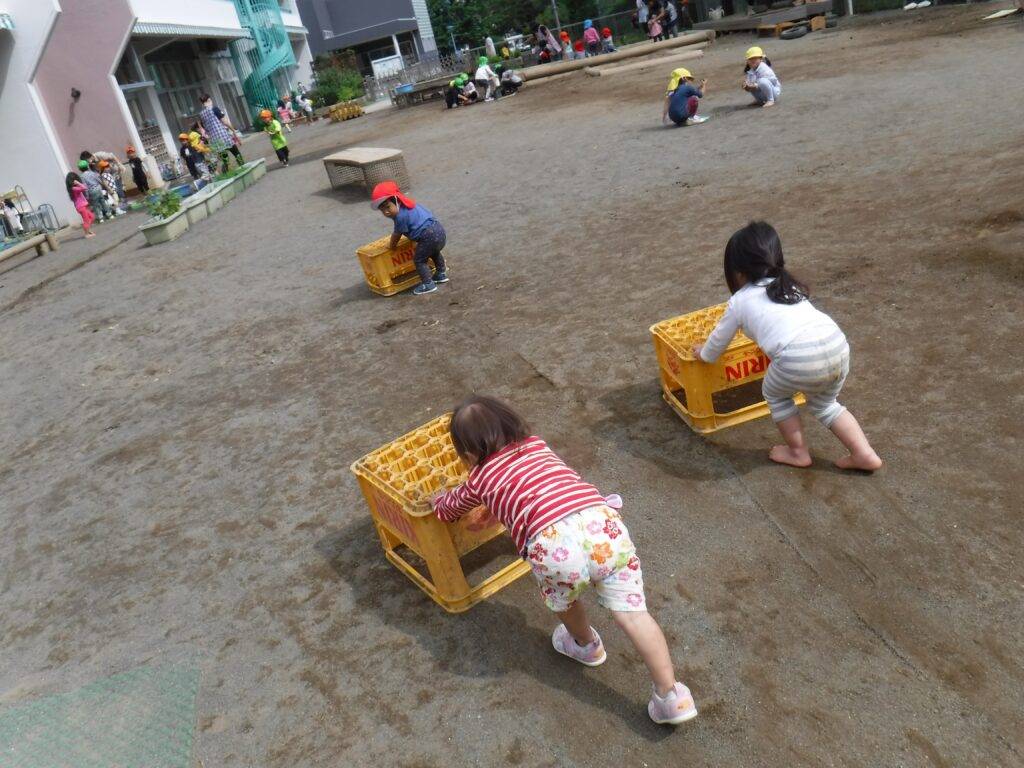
top-left (426, 0), bottom-right (631, 49)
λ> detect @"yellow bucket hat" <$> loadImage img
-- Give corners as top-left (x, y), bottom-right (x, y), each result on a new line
top-left (666, 67), bottom-right (693, 93)
top-left (745, 46), bottom-right (764, 60)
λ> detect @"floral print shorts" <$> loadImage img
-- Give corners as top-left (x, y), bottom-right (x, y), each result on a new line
top-left (525, 505), bottom-right (646, 613)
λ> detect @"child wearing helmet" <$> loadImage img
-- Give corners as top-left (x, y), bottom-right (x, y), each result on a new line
top-left (474, 56), bottom-right (500, 102)
top-left (662, 67), bottom-right (708, 126)
top-left (178, 133), bottom-right (206, 187)
top-left (260, 109), bottom-right (289, 166)
top-left (582, 19), bottom-right (600, 56)
top-left (445, 73), bottom-right (468, 109)
top-left (125, 146), bottom-right (150, 195)
top-left (371, 181), bottom-right (448, 296)
top-left (78, 159), bottom-right (113, 221)
top-left (601, 27), bottom-right (617, 53)
top-left (742, 46), bottom-right (781, 108)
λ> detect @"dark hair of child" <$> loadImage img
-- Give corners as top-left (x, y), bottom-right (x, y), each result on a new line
top-left (724, 221), bottom-right (809, 305)
top-left (450, 395), bottom-right (530, 466)
top-left (65, 171), bottom-right (81, 201)
top-left (743, 56), bottom-right (772, 72)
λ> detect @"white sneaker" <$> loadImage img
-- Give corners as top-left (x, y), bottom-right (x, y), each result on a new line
top-left (685, 115), bottom-right (708, 125)
top-left (648, 682), bottom-right (699, 725)
top-left (903, 2), bottom-right (918, 8)
top-left (484, 97), bottom-right (494, 102)
top-left (916, 0), bottom-right (931, 5)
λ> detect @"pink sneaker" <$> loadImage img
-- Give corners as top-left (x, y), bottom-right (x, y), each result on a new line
top-left (551, 624), bottom-right (607, 667)
top-left (648, 682), bottom-right (698, 725)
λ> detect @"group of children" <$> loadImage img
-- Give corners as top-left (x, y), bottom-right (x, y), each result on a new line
top-left (428, 227), bottom-right (879, 723)
top-left (533, 22), bottom-right (617, 63)
top-left (445, 57), bottom-right (524, 107)
top-left (369, 169), bottom-right (881, 722)
top-left (662, 45), bottom-right (782, 126)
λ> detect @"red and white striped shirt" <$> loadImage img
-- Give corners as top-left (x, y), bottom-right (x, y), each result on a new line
top-left (433, 437), bottom-right (607, 554)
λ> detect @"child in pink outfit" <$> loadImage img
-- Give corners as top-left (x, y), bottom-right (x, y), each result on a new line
top-left (65, 171), bottom-right (95, 237)
top-left (431, 395), bottom-right (698, 725)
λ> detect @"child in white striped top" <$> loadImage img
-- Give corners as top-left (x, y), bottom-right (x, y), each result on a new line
top-left (432, 395), bottom-right (698, 725)
top-left (695, 222), bottom-right (882, 471)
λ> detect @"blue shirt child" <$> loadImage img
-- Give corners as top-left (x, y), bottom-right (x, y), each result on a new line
top-left (668, 83), bottom-right (703, 124)
top-left (393, 203), bottom-right (436, 240)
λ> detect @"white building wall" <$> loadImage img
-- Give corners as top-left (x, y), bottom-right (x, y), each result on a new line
top-left (128, 0), bottom-right (243, 30)
top-left (0, 0), bottom-right (77, 224)
top-left (410, 0), bottom-right (437, 53)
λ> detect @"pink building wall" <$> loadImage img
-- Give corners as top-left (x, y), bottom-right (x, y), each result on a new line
top-left (33, 0), bottom-right (135, 167)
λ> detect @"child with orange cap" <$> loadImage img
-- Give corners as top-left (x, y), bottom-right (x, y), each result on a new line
top-left (259, 109), bottom-right (289, 166)
top-left (178, 133), bottom-right (205, 188)
top-left (125, 146), bottom-right (150, 195)
top-left (371, 181), bottom-right (448, 296)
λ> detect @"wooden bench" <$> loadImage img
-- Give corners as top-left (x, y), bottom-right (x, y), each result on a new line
top-left (0, 232), bottom-right (59, 267)
top-left (323, 147), bottom-right (411, 194)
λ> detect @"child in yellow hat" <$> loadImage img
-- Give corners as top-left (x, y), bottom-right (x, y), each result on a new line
top-left (662, 67), bottom-right (708, 126)
top-left (742, 46), bottom-right (781, 108)
top-left (260, 109), bottom-right (289, 166)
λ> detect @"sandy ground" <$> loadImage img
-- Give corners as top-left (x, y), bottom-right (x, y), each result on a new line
top-left (2, 6), bottom-right (1023, 767)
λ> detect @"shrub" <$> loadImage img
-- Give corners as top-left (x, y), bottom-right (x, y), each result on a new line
top-left (146, 188), bottom-right (180, 220)
top-left (313, 66), bottom-right (364, 105)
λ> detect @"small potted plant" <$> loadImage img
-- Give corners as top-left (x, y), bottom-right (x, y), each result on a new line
top-left (138, 188), bottom-right (189, 245)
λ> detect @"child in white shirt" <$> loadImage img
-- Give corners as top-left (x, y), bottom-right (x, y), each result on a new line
top-left (695, 222), bottom-right (882, 471)
top-left (742, 46), bottom-right (781, 107)
top-left (474, 56), bottom-right (500, 101)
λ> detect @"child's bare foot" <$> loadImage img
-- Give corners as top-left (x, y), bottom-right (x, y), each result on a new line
top-left (769, 445), bottom-right (812, 467)
top-left (84, 232), bottom-right (95, 238)
top-left (835, 452), bottom-right (883, 472)
top-left (762, 100), bottom-right (775, 108)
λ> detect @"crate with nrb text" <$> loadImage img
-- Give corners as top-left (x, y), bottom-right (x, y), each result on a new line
top-left (351, 414), bottom-right (531, 612)
top-left (355, 235), bottom-right (421, 296)
top-left (650, 303), bottom-right (805, 434)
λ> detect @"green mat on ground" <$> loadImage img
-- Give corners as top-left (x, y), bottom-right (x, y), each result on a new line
top-left (0, 663), bottom-right (199, 768)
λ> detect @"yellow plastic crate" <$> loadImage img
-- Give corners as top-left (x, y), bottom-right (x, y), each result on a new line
top-left (355, 235), bottom-right (420, 296)
top-left (650, 303), bottom-right (805, 434)
top-left (350, 414), bottom-right (531, 613)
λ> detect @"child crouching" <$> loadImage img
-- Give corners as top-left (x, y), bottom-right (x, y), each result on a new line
top-left (662, 67), bottom-right (708, 126)
top-left (371, 181), bottom-right (448, 296)
top-left (432, 396), bottom-right (699, 725)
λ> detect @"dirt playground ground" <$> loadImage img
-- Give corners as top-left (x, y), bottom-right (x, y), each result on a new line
top-left (1, 6), bottom-right (1022, 767)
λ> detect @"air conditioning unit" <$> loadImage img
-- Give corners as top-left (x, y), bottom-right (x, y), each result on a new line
top-left (322, 28), bottom-right (333, 39)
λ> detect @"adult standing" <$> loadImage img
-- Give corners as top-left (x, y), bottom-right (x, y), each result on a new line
top-left (635, 0), bottom-right (650, 36)
top-left (197, 93), bottom-right (244, 174)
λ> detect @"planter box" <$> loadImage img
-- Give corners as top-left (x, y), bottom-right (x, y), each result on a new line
top-left (220, 178), bottom-right (237, 203)
top-left (238, 167), bottom-right (256, 189)
top-left (205, 183), bottom-right (226, 214)
top-left (249, 158), bottom-right (267, 180)
top-left (139, 208), bottom-right (189, 245)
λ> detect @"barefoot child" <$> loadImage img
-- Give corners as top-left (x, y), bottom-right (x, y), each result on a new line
top-left (694, 222), bottom-right (882, 471)
top-left (259, 109), bottom-right (289, 166)
top-left (742, 46), bottom-right (781, 107)
top-left (371, 181), bottom-right (448, 296)
top-left (432, 395), bottom-right (699, 725)
top-left (662, 67), bottom-right (708, 126)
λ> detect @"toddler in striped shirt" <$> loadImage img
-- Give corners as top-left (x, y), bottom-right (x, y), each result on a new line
top-left (432, 395), bottom-right (698, 725)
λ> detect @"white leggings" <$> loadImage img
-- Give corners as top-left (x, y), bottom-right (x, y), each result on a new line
top-left (762, 326), bottom-right (850, 427)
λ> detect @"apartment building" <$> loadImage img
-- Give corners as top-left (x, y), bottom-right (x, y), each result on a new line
top-left (0, 0), bottom-right (313, 224)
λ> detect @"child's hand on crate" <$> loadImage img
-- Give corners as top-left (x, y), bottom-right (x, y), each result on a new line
top-left (692, 343), bottom-right (704, 360)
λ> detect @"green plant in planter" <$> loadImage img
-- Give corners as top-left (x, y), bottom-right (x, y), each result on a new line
top-left (146, 189), bottom-right (181, 220)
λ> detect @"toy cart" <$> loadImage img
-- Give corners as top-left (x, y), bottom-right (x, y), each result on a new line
top-left (351, 414), bottom-right (531, 613)
top-left (651, 303), bottom-right (805, 434)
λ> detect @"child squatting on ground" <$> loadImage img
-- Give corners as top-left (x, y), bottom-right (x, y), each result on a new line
top-left (431, 396), bottom-right (699, 726)
top-left (662, 67), bottom-right (708, 126)
top-left (371, 181), bottom-right (448, 296)
top-left (260, 109), bottom-right (290, 166)
top-left (694, 222), bottom-right (883, 471)
top-left (742, 46), bottom-right (781, 107)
